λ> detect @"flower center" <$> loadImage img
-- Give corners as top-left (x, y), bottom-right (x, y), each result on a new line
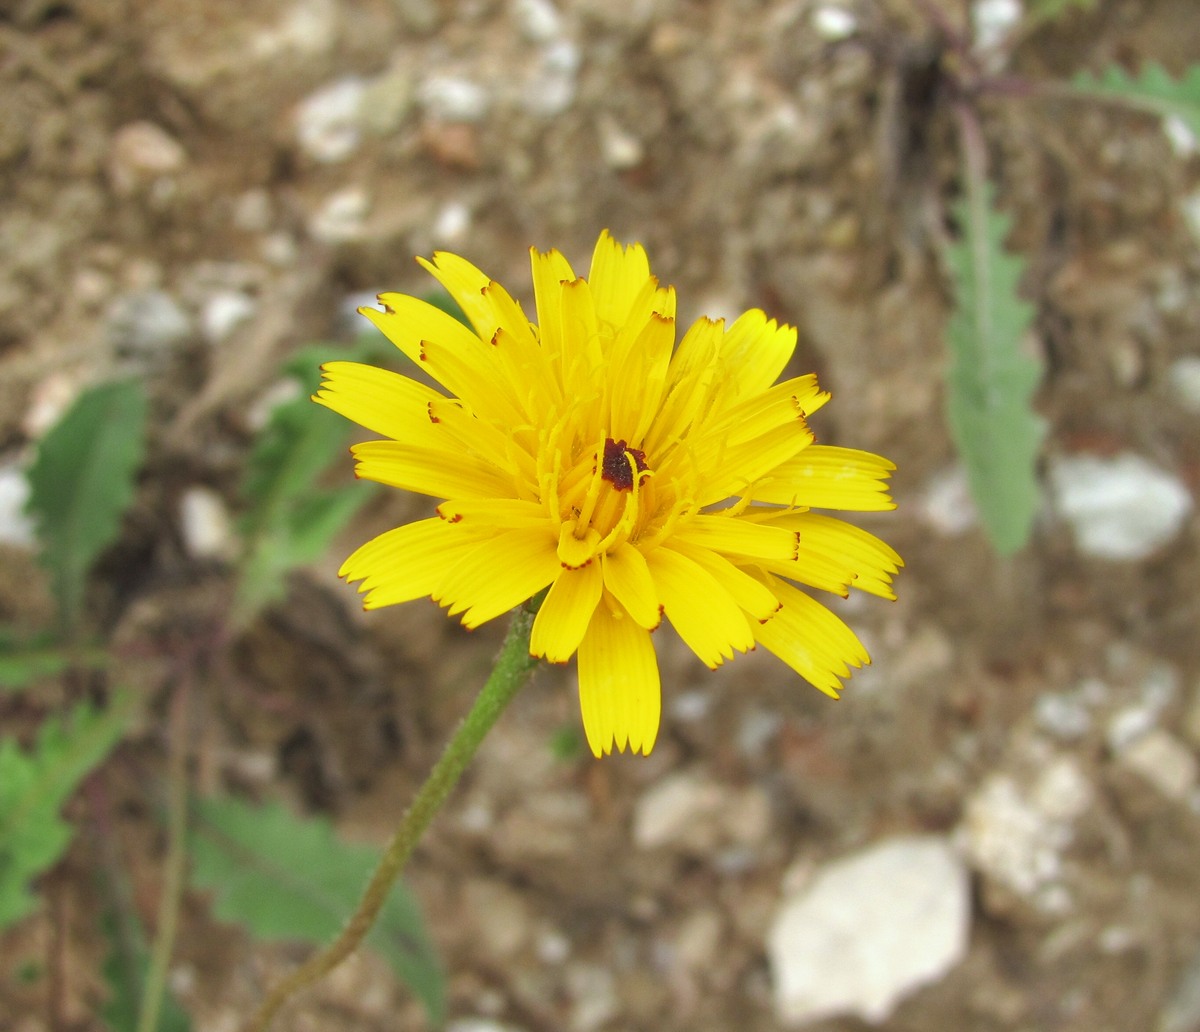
top-left (555, 436), bottom-right (655, 568)
top-left (600, 438), bottom-right (649, 492)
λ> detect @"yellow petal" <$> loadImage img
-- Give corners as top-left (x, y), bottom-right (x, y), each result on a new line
top-left (669, 542), bottom-right (782, 622)
top-left (529, 245), bottom-right (576, 366)
top-left (362, 294), bottom-right (482, 366)
top-left (671, 513), bottom-right (799, 562)
top-left (340, 518), bottom-right (476, 609)
top-left (426, 398), bottom-right (536, 482)
top-left (530, 560), bottom-right (604, 662)
top-left (753, 446), bottom-right (897, 510)
top-left (351, 440), bottom-right (515, 499)
top-left (313, 362), bottom-right (444, 442)
top-left (713, 310), bottom-right (797, 409)
top-left (577, 596), bottom-right (661, 756)
top-left (557, 519), bottom-right (602, 569)
top-left (436, 497), bottom-right (548, 530)
top-left (644, 546), bottom-right (754, 668)
top-left (758, 511), bottom-right (903, 599)
top-left (588, 230), bottom-right (652, 330)
top-left (434, 526), bottom-right (560, 628)
top-left (643, 316), bottom-right (723, 455)
top-left (415, 251), bottom-right (496, 341)
top-left (601, 543), bottom-right (661, 630)
top-left (752, 576), bottom-right (870, 697)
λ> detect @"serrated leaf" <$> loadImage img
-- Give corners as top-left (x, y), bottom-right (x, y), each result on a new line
top-left (1072, 62), bottom-right (1200, 138)
top-left (944, 177), bottom-right (1045, 554)
top-left (99, 908), bottom-right (191, 1032)
top-left (25, 381), bottom-right (146, 632)
top-left (191, 797), bottom-right (445, 1026)
top-left (0, 694), bottom-right (135, 928)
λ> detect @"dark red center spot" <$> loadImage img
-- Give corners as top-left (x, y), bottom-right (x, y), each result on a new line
top-left (601, 438), bottom-right (649, 492)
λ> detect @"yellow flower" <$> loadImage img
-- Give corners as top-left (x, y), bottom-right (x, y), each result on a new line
top-left (316, 231), bottom-right (902, 757)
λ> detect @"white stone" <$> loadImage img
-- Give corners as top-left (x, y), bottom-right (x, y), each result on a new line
top-left (1165, 115), bottom-right (1199, 157)
top-left (598, 114), bottom-right (644, 169)
top-left (633, 770), bottom-right (724, 850)
top-left (768, 836), bottom-right (969, 1025)
top-left (108, 121), bottom-right (187, 194)
top-left (419, 76), bottom-right (490, 122)
top-left (522, 40), bottom-right (580, 116)
top-left (202, 290), bottom-right (257, 343)
top-left (1118, 729), bottom-right (1199, 802)
top-left (1182, 191), bottom-right (1200, 247)
top-left (961, 775), bottom-right (1066, 898)
top-left (0, 464), bottom-right (36, 549)
top-left (179, 486), bottom-right (234, 560)
top-left (1107, 704), bottom-right (1160, 752)
top-left (1048, 453), bottom-right (1192, 560)
top-left (309, 187), bottom-right (370, 243)
top-left (1030, 756), bottom-right (1093, 823)
top-left (811, 5), bottom-right (857, 39)
top-left (1034, 692), bottom-right (1092, 741)
top-left (972, 0), bottom-right (1021, 50)
top-left (919, 465), bottom-right (978, 536)
top-left (107, 290), bottom-right (193, 357)
top-left (566, 964), bottom-right (618, 1032)
top-left (1168, 357), bottom-right (1200, 414)
top-left (512, 0), bottom-right (562, 42)
top-left (295, 77), bottom-right (367, 163)
top-left (432, 201), bottom-right (471, 245)
top-left (448, 1021), bottom-right (528, 1032)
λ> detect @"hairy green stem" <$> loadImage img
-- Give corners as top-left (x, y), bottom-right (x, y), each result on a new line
top-left (138, 674), bottom-right (191, 1032)
top-left (242, 600), bottom-right (542, 1032)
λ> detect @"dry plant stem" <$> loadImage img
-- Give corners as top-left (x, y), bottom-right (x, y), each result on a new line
top-left (138, 673), bottom-right (192, 1032)
top-left (242, 600), bottom-right (543, 1032)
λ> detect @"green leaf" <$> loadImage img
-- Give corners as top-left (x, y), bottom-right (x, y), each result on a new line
top-left (944, 177), bottom-right (1046, 554)
top-left (1072, 62), bottom-right (1200, 138)
top-left (1024, 0), bottom-right (1097, 26)
top-left (191, 797), bottom-right (445, 1026)
top-left (25, 381), bottom-right (146, 632)
top-left (234, 346), bottom-right (378, 623)
top-left (0, 629), bottom-right (108, 691)
top-left (0, 694), bottom-right (135, 928)
top-left (99, 908), bottom-right (192, 1032)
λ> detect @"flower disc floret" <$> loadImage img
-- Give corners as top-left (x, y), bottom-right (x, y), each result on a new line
top-left (315, 231), bottom-right (902, 757)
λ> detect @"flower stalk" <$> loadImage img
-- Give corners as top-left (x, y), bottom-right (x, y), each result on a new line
top-left (241, 597), bottom-right (542, 1032)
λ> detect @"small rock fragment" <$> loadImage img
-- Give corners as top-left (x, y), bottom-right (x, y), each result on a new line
top-left (106, 290), bottom-right (193, 358)
top-left (598, 114), bottom-right (644, 169)
top-left (308, 187), bottom-right (370, 244)
top-left (961, 774), bottom-right (1070, 900)
top-left (202, 291), bottom-right (257, 344)
top-left (919, 465), bottom-right (978, 536)
top-left (1048, 453), bottom-right (1192, 560)
top-left (295, 77), bottom-right (366, 163)
top-left (108, 122), bottom-right (187, 195)
top-left (1117, 729), bottom-right (1199, 802)
top-left (812, 5), bottom-right (856, 39)
top-left (512, 0), bottom-right (562, 42)
top-left (768, 836), bottom-right (969, 1025)
top-left (1168, 357), bottom-right (1200, 414)
top-left (419, 76), bottom-right (490, 122)
top-left (179, 487), bottom-right (234, 560)
top-left (633, 770), bottom-right (770, 853)
top-left (0, 464), bottom-right (35, 549)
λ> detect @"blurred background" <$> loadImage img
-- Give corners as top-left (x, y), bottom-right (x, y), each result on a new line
top-left (1, 0), bottom-right (1199, 1029)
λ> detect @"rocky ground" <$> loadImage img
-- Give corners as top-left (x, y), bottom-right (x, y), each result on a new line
top-left (2, 0), bottom-right (1200, 1030)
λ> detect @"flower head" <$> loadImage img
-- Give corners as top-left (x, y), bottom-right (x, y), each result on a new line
top-left (316, 232), bottom-right (902, 757)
